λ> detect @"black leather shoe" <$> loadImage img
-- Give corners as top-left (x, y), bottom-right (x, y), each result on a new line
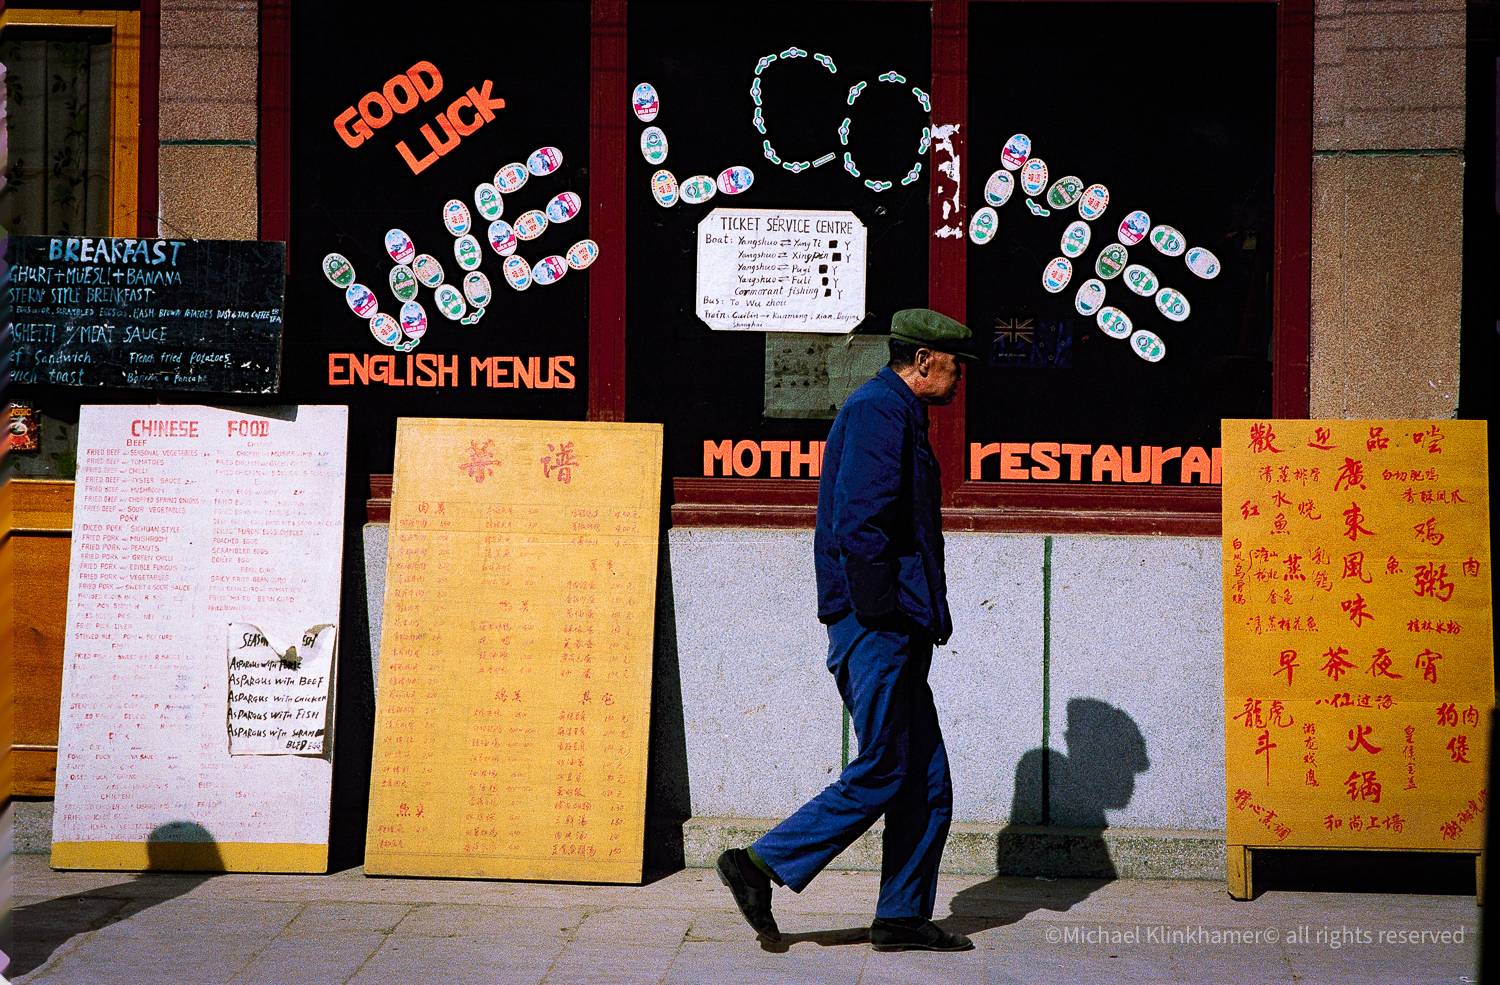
top-left (869, 917), bottom-right (974, 952)
top-left (715, 849), bottom-right (781, 941)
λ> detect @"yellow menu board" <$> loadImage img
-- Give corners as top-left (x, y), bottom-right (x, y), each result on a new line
top-left (1223, 420), bottom-right (1491, 851)
top-left (366, 418), bottom-right (663, 882)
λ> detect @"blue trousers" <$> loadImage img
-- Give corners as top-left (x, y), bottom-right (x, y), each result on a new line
top-left (751, 611), bottom-right (953, 919)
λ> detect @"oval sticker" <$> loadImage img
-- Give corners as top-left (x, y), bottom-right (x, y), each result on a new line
top-left (546, 191), bottom-right (583, 224)
top-left (474, 183), bottom-right (504, 222)
top-left (1123, 263), bottom-right (1158, 296)
top-left (487, 219), bottom-right (518, 256)
top-left (1155, 286), bottom-right (1191, 322)
top-left (651, 169), bottom-right (679, 207)
top-left (1075, 278), bottom-right (1107, 316)
top-left (1118, 210), bottom-right (1151, 246)
top-left (322, 252), bottom-right (355, 287)
top-left (345, 283), bottom-right (378, 318)
top-left (1001, 133), bottom-right (1031, 170)
top-left (1061, 220), bottom-right (1092, 258)
top-left (640, 126), bottom-right (668, 165)
top-left (1185, 247), bottom-right (1220, 279)
top-left (442, 200), bottom-right (472, 237)
top-left (369, 313), bottom-right (401, 347)
top-left (463, 271), bottom-right (492, 307)
top-left (384, 230), bottom-right (416, 266)
top-left (681, 174), bottom-right (717, 204)
top-left (514, 210), bottom-right (549, 241)
top-left (413, 254), bottom-right (444, 288)
top-left (1019, 159), bottom-right (1048, 197)
top-left (565, 239), bottom-right (600, 270)
top-left (1045, 176), bottom-right (1083, 210)
top-left (984, 169), bottom-right (1014, 207)
top-left (1130, 329), bottom-right (1166, 363)
top-left (502, 254), bottom-right (532, 291)
top-left (968, 206), bottom-right (999, 245)
top-left (1042, 256), bottom-right (1073, 294)
top-left (632, 81), bottom-right (660, 122)
top-left (494, 162), bottom-right (529, 193)
top-left (453, 234), bottom-right (483, 270)
top-left (388, 264), bottom-right (419, 302)
top-left (527, 146), bottom-right (564, 176)
top-left (1150, 224), bottom-right (1186, 257)
top-left (434, 284), bottom-right (467, 321)
top-left (1096, 306), bottom-right (1132, 339)
top-left (717, 166), bottom-right (754, 195)
top-left (533, 255), bottom-right (568, 286)
top-left (399, 300), bottom-right (428, 340)
top-left (1077, 184), bottom-right (1109, 221)
top-left (1095, 243), bottom-right (1129, 280)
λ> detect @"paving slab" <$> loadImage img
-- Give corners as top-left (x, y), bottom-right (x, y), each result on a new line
top-left (227, 933), bottom-right (386, 985)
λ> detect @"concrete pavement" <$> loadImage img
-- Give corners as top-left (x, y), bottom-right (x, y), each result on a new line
top-left (11, 854), bottom-right (1480, 984)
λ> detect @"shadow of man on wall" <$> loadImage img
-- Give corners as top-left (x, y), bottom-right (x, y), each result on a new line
top-left (11, 822), bottom-right (224, 978)
top-left (944, 698), bottom-right (1151, 937)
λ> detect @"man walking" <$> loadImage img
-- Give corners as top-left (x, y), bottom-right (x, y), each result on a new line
top-left (717, 309), bottom-right (975, 952)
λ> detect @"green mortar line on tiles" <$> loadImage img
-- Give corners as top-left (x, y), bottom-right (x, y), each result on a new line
top-left (1312, 148), bottom-right (1463, 158)
top-left (159, 139), bottom-right (257, 147)
top-left (1041, 535), bottom-right (1053, 826)
top-left (842, 706), bottom-right (850, 770)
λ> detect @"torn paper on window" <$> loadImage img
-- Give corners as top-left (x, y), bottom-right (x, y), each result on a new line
top-left (764, 333), bottom-right (890, 419)
top-left (227, 623), bottom-right (336, 756)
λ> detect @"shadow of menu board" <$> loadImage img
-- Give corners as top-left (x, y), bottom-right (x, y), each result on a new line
top-left (965, 3), bottom-right (1277, 481)
top-left (7, 235), bottom-right (285, 393)
top-left (282, 0), bottom-right (590, 476)
top-left (626, 1), bottom-right (931, 480)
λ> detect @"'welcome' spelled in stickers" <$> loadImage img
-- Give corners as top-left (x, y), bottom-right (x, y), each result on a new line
top-left (533, 256), bottom-right (568, 286)
top-left (454, 234), bottom-right (483, 271)
top-left (345, 283), bottom-right (378, 318)
top-left (546, 192), bottom-right (582, 224)
top-left (651, 169), bottom-right (679, 207)
top-left (1074, 278), bottom-right (1106, 316)
top-left (1118, 210), bottom-right (1150, 246)
top-left (969, 207), bottom-right (998, 245)
top-left (400, 301), bottom-right (428, 340)
top-left (1150, 225), bottom-right (1185, 257)
top-left (474, 183), bottom-right (504, 222)
top-left (632, 81), bottom-right (660, 122)
top-left (1095, 243), bottom-right (1129, 279)
top-left (502, 254), bottom-right (532, 291)
top-left (1096, 306), bottom-right (1132, 339)
top-left (1019, 159), bottom-right (1049, 197)
top-left (1061, 220), bottom-right (1091, 258)
top-left (487, 220), bottom-right (518, 256)
top-left (681, 175), bottom-right (716, 204)
top-left (495, 162), bottom-right (529, 193)
top-left (640, 126), bottom-right (668, 165)
top-left (1045, 176), bottom-right (1083, 210)
top-left (322, 253), bottom-right (355, 287)
top-left (528, 146), bottom-right (564, 176)
top-left (514, 210), bottom-right (549, 241)
top-left (565, 239), bottom-right (599, 270)
top-left (1185, 247), bottom-right (1220, 279)
top-left (369, 313), bottom-right (402, 347)
top-left (443, 200), bottom-right (472, 237)
top-left (1001, 133), bottom-right (1031, 170)
top-left (1123, 263), bottom-right (1158, 296)
top-left (388, 264), bottom-right (419, 303)
top-left (1077, 184), bottom-right (1109, 221)
top-left (385, 229), bottom-right (416, 266)
top-left (434, 284), bottom-right (466, 321)
top-left (1155, 287), bottom-right (1190, 322)
top-left (1042, 257), bottom-right (1072, 293)
top-left (717, 167), bottom-right (754, 195)
top-left (413, 254), bottom-right (444, 288)
top-left (1130, 329), bottom-right (1165, 362)
top-left (984, 170), bottom-right (1014, 207)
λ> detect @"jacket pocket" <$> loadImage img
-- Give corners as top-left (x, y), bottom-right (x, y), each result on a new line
top-left (895, 553), bottom-right (936, 634)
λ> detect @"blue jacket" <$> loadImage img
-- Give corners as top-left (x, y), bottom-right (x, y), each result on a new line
top-left (815, 367), bottom-right (953, 645)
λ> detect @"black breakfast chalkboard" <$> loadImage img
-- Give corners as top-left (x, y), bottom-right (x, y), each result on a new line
top-left (6, 235), bottom-right (286, 393)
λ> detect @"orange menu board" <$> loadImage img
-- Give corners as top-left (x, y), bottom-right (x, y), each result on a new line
top-left (1223, 419), bottom-right (1491, 850)
top-left (366, 418), bottom-right (663, 881)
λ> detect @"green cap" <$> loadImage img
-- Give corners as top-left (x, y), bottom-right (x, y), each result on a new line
top-left (890, 308), bottom-right (978, 360)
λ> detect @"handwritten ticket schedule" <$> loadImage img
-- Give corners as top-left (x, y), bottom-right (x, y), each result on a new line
top-left (1222, 420), bottom-right (1491, 852)
top-left (52, 406), bottom-right (348, 871)
top-left (366, 418), bottom-right (663, 882)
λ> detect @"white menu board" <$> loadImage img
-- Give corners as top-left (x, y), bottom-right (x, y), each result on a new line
top-left (696, 208), bottom-right (867, 333)
top-left (51, 405), bottom-right (348, 872)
